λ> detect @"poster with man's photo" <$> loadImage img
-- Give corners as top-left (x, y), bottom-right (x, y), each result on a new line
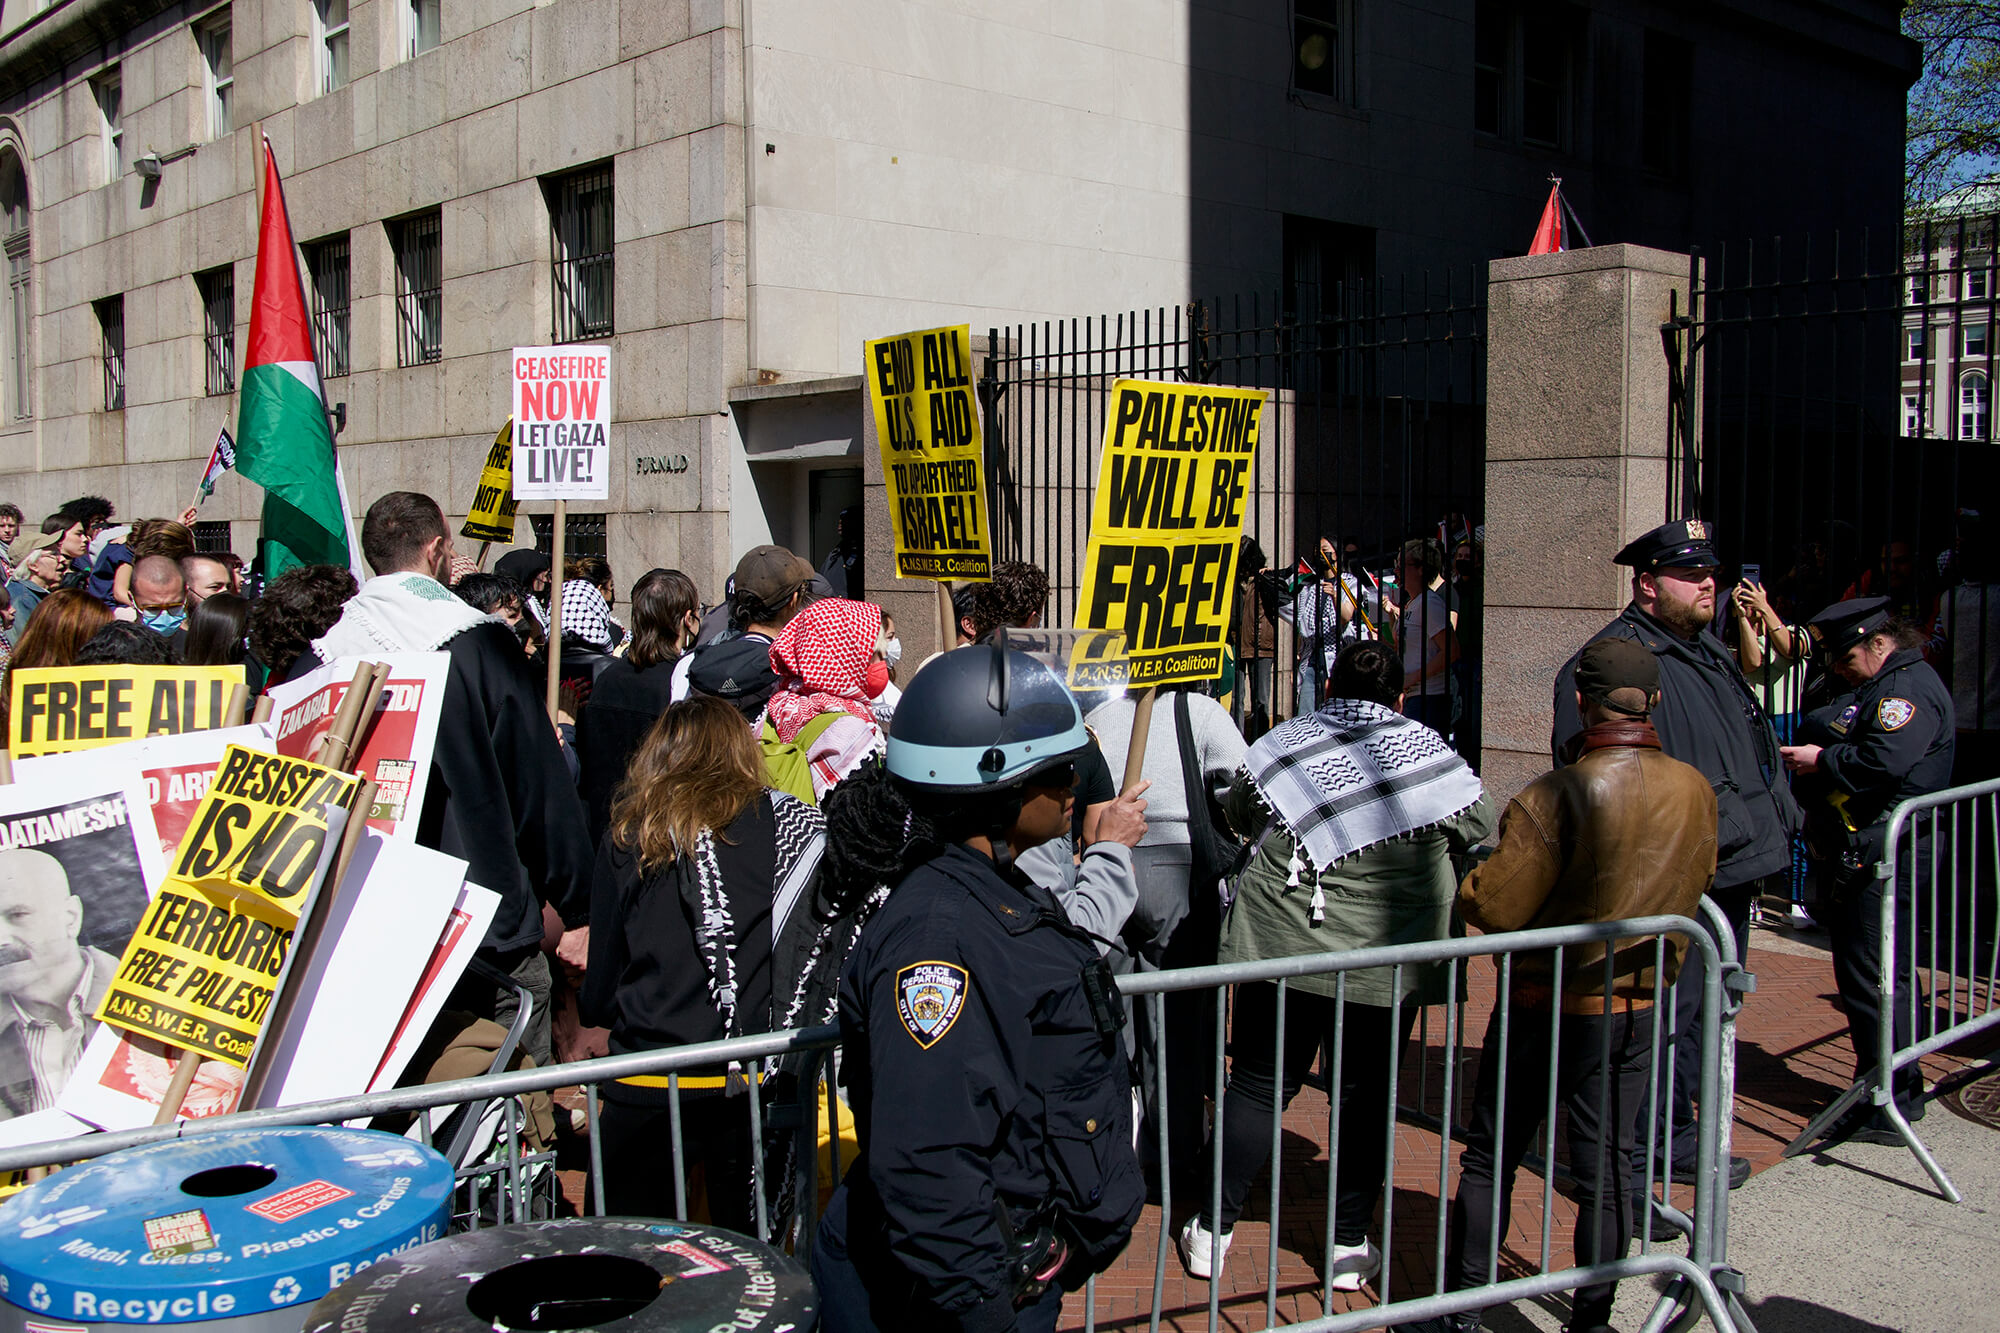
top-left (0, 772), bottom-right (160, 1125)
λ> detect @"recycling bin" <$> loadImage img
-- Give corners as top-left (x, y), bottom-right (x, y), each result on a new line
top-left (0, 1126), bottom-right (453, 1333)
top-left (303, 1217), bottom-right (818, 1332)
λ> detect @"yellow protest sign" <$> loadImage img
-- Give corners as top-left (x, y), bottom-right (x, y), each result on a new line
top-left (1074, 379), bottom-right (1268, 687)
top-left (460, 418), bottom-right (519, 543)
top-left (10, 666), bottom-right (247, 757)
top-left (95, 745), bottom-right (361, 1068)
top-left (1066, 630), bottom-right (1131, 695)
top-left (866, 324), bottom-right (993, 582)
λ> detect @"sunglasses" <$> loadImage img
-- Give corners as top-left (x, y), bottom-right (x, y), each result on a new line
top-left (1025, 761), bottom-right (1078, 790)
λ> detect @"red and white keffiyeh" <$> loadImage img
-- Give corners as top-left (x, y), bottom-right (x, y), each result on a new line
top-left (765, 598), bottom-right (883, 742)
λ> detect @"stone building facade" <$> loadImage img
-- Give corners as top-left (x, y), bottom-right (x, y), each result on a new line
top-left (0, 0), bottom-right (1916, 596)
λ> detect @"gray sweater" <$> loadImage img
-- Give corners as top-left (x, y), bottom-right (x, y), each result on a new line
top-left (1085, 691), bottom-right (1248, 850)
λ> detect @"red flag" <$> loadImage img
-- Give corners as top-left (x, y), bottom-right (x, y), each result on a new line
top-left (1529, 182), bottom-right (1564, 255)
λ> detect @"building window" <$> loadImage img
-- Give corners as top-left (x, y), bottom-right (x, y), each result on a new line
top-left (96, 296), bottom-right (124, 410)
top-left (1967, 264), bottom-right (1990, 301)
top-left (1907, 326), bottom-right (1925, 362)
top-left (192, 520), bottom-right (232, 554)
top-left (92, 70), bottom-right (122, 185)
top-left (547, 164), bottom-right (613, 342)
top-left (1967, 323), bottom-right (1990, 359)
top-left (1903, 393), bottom-right (1923, 437)
top-left (2, 153), bottom-right (30, 423)
top-left (531, 512), bottom-right (607, 558)
top-left (305, 234), bottom-right (350, 379)
top-left (1910, 271), bottom-right (1929, 304)
top-left (198, 13), bottom-right (232, 140)
top-left (314, 0), bottom-right (349, 94)
top-left (1472, 2), bottom-right (1576, 150)
top-left (1291, 1), bottom-right (1353, 103)
top-left (403, 0), bottom-right (440, 60)
top-left (197, 265), bottom-right (235, 395)
top-left (1640, 31), bottom-right (1690, 179)
top-left (391, 211), bottom-right (442, 366)
top-left (1961, 371), bottom-right (1988, 440)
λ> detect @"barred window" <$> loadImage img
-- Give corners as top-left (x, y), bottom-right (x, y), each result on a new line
top-left (547, 164), bottom-right (613, 343)
top-left (531, 512), bottom-right (607, 558)
top-left (192, 520), bottom-right (232, 554)
top-left (197, 265), bottom-right (235, 395)
top-left (306, 234), bottom-right (350, 379)
top-left (391, 211), bottom-right (442, 367)
top-left (96, 295), bottom-right (124, 410)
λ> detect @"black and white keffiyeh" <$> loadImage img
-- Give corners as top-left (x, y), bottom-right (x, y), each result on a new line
top-left (1244, 697), bottom-right (1483, 877)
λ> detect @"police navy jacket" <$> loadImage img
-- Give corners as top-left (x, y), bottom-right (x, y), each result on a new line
top-left (1800, 647), bottom-right (1955, 863)
top-left (837, 842), bottom-right (1143, 1331)
top-left (1552, 605), bottom-right (1800, 891)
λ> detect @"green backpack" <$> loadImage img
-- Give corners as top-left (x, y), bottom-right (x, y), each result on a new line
top-left (758, 711), bottom-right (842, 804)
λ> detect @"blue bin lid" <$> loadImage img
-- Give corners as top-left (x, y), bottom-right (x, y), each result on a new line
top-left (0, 1127), bottom-right (453, 1325)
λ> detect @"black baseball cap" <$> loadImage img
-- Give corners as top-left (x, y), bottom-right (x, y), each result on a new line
top-left (1575, 638), bottom-right (1659, 716)
top-left (1614, 519), bottom-right (1721, 572)
top-left (1807, 596), bottom-right (1892, 657)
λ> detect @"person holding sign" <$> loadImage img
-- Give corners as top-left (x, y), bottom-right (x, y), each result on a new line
top-left (295, 493), bottom-right (591, 1067)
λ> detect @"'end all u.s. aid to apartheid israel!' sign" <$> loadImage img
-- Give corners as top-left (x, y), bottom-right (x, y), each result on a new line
top-left (1074, 379), bottom-right (1269, 687)
top-left (95, 745), bottom-right (362, 1068)
top-left (866, 323), bottom-right (994, 582)
top-left (512, 347), bottom-right (610, 501)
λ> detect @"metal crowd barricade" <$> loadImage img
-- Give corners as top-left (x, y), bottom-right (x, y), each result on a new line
top-left (1784, 775), bottom-right (2000, 1202)
top-left (0, 911), bottom-right (1747, 1333)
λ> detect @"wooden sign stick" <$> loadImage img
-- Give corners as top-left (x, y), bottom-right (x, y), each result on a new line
top-left (545, 500), bottom-right (567, 721)
top-left (1121, 687), bottom-right (1157, 796)
top-left (936, 582), bottom-right (956, 655)
top-left (251, 694), bottom-right (274, 725)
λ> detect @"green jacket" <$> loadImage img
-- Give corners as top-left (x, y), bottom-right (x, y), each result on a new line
top-left (1218, 780), bottom-right (1495, 1007)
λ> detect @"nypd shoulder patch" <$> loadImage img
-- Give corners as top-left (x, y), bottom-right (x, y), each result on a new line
top-left (1877, 697), bottom-right (1916, 731)
top-left (896, 960), bottom-right (970, 1049)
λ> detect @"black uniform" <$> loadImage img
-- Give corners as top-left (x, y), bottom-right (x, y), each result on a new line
top-left (1797, 647), bottom-right (1955, 1109)
top-left (814, 843), bottom-right (1143, 1333)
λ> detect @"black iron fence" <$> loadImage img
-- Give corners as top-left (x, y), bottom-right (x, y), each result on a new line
top-left (1666, 225), bottom-right (1996, 760)
top-left (979, 273), bottom-right (1487, 738)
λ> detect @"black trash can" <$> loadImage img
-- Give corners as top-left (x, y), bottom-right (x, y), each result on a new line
top-left (303, 1217), bottom-right (817, 1332)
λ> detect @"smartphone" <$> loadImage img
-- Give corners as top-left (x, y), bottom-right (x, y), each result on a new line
top-left (1741, 563), bottom-right (1762, 587)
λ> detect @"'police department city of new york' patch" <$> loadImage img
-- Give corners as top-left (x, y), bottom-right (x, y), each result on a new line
top-left (897, 961), bottom-right (970, 1049)
top-left (1877, 697), bottom-right (1916, 731)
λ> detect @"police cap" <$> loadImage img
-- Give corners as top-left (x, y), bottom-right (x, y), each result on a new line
top-left (1807, 596), bottom-right (1893, 658)
top-left (1575, 637), bottom-right (1659, 716)
top-left (1613, 519), bottom-right (1721, 572)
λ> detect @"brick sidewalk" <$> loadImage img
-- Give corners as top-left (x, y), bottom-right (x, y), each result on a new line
top-left (1061, 923), bottom-right (1978, 1332)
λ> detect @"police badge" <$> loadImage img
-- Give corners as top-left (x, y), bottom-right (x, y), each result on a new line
top-left (897, 960), bottom-right (970, 1049)
top-left (1877, 697), bottom-right (1916, 731)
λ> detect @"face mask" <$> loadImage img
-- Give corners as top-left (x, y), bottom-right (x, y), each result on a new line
top-left (142, 607), bottom-right (186, 635)
top-left (883, 636), bottom-right (903, 669)
top-left (864, 659), bottom-right (890, 699)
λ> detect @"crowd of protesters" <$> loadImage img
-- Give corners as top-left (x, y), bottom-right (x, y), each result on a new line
top-left (0, 484), bottom-right (1986, 1333)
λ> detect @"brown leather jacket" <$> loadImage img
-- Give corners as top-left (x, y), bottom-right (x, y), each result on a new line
top-left (1460, 720), bottom-right (1717, 1007)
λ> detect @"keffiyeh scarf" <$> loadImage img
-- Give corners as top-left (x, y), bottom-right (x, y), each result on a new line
top-left (764, 598), bottom-right (883, 742)
top-left (1244, 697), bottom-right (1483, 877)
top-left (557, 580), bottom-right (616, 650)
top-left (313, 572), bottom-right (497, 658)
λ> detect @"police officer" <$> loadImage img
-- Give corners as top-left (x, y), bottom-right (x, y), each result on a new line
top-left (812, 645), bottom-right (1145, 1333)
top-left (1782, 596), bottom-right (1955, 1145)
top-left (1553, 519), bottom-right (1798, 1187)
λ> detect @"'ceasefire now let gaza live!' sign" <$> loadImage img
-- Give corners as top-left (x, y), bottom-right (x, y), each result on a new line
top-left (1074, 379), bottom-right (1269, 687)
top-left (512, 347), bottom-right (610, 501)
top-left (95, 745), bottom-right (362, 1068)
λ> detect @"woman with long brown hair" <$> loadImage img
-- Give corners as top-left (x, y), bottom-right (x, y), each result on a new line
top-left (3, 589), bottom-right (113, 743)
top-left (579, 694), bottom-right (844, 1228)
top-left (575, 568), bottom-right (699, 846)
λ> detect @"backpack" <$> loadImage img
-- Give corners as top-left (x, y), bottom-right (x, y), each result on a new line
top-left (758, 711), bottom-right (842, 804)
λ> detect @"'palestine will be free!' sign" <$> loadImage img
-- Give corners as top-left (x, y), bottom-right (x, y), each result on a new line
top-left (867, 324), bottom-right (994, 581)
top-left (1075, 379), bottom-right (1269, 687)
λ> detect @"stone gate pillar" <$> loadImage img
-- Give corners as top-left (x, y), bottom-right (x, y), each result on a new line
top-left (1480, 244), bottom-right (1694, 801)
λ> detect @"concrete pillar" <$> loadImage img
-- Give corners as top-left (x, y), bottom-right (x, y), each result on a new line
top-left (1480, 244), bottom-right (1694, 802)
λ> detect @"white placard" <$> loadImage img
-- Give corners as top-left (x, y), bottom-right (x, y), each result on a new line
top-left (366, 880), bottom-right (501, 1095)
top-left (511, 344), bottom-right (611, 500)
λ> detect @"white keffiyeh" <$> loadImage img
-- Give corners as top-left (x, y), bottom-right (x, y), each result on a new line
top-left (1244, 697), bottom-right (1483, 875)
top-left (313, 572), bottom-right (498, 658)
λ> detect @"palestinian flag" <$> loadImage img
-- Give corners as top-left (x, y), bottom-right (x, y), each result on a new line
top-left (235, 137), bottom-right (360, 581)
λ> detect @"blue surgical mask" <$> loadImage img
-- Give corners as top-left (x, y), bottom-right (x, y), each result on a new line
top-left (142, 607), bottom-right (186, 635)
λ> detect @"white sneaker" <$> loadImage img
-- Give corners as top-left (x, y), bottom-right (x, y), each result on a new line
top-left (1789, 904), bottom-right (1818, 929)
top-left (1176, 1214), bottom-right (1232, 1280)
top-left (1327, 1237), bottom-right (1381, 1291)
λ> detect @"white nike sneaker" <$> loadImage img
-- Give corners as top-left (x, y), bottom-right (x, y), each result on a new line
top-left (1176, 1214), bottom-right (1233, 1280)
top-left (1327, 1236), bottom-right (1382, 1291)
